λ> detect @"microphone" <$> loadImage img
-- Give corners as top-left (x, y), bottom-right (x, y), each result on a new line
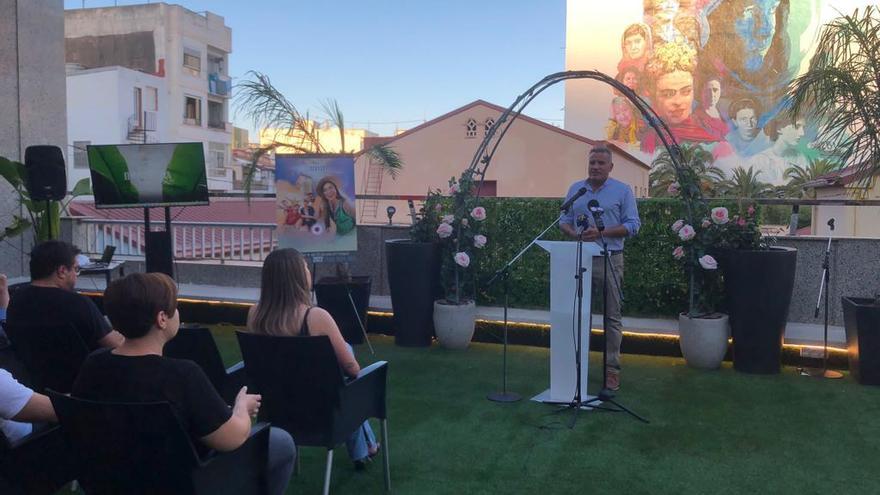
top-left (827, 218), bottom-right (835, 231)
top-left (587, 199), bottom-right (605, 231)
top-left (576, 214), bottom-right (589, 228)
top-left (560, 187), bottom-right (587, 212)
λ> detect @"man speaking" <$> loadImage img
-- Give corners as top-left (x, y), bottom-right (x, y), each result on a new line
top-left (560, 144), bottom-right (640, 391)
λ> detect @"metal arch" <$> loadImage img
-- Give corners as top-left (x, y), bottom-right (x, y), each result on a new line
top-left (466, 70), bottom-right (686, 200)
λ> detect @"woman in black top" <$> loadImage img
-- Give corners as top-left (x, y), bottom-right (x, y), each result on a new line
top-left (73, 273), bottom-right (295, 495)
top-left (247, 248), bottom-right (379, 468)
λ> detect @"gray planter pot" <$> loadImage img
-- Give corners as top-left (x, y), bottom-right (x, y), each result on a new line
top-left (679, 313), bottom-right (730, 370)
top-left (433, 300), bottom-right (476, 350)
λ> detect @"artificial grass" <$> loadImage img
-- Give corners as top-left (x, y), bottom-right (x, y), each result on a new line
top-left (207, 325), bottom-right (880, 495)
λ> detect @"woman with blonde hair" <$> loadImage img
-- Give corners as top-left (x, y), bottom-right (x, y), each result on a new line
top-left (247, 248), bottom-right (379, 469)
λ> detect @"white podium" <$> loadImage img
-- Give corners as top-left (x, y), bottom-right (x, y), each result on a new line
top-left (532, 240), bottom-right (602, 404)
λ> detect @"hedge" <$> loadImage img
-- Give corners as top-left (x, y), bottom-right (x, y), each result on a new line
top-left (471, 197), bottom-right (749, 318)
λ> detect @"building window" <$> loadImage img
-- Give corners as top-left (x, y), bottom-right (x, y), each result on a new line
top-left (184, 96), bottom-right (202, 125)
top-left (484, 118), bottom-right (495, 136)
top-left (465, 118), bottom-right (477, 138)
top-left (146, 86), bottom-right (159, 111)
top-left (183, 47), bottom-right (201, 74)
top-left (208, 100), bottom-right (225, 129)
top-left (73, 141), bottom-right (90, 169)
top-left (208, 142), bottom-right (227, 175)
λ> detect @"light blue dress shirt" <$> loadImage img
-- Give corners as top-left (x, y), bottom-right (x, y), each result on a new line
top-left (560, 177), bottom-right (640, 252)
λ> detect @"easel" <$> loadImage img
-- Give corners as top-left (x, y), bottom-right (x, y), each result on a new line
top-left (307, 252), bottom-right (374, 354)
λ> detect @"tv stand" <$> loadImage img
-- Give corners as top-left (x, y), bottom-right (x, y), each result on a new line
top-left (144, 206), bottom-right (175, 278)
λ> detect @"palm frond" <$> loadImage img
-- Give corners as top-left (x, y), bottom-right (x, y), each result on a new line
top-left (366, 143), bottom-right (403, 180)
top-left (319, 98), bottom-right (346, 153)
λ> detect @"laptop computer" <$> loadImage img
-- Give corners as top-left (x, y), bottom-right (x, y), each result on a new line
top-left (81, 246), bottom-right (116, 270)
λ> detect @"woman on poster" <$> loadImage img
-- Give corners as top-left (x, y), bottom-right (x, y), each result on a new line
top-left (316, 177), bottom-right (356, 236)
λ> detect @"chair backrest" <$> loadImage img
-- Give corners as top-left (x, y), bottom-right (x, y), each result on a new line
top-left (5, 323), bottom-right (90, 393)
top-left (236, 331), bottom-right (345, 445)
top-left (48, 390), bottom-right (202, 494)
top-left (163, 326), bottom-right (227, 393)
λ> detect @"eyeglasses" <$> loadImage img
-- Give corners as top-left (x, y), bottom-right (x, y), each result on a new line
top-left (73, 265), bottom-right (81, 275)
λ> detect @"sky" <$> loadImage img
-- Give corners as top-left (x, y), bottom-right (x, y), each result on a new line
top-left (64, 0), bottom-right (568, 138)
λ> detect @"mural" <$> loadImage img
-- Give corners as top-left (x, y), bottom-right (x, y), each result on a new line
top-left (596, 0), bottom-right (833, 189)
top-left (275, 154), bottom-right (357, 255)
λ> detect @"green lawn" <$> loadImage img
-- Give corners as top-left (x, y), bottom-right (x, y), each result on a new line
top-left (208, 325), bottom-right (880, 495)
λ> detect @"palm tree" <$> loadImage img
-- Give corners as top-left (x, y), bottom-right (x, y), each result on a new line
top-left (786, 6), bottom-right (880, 189)
top-left (784, 158), bottom-right (841, 197)
top-left (234, 71), bottom-right (402, 195)
top-left (722, 166), bottom-right (772, 198)
top-left (651, 144), bottom-right (725, 197)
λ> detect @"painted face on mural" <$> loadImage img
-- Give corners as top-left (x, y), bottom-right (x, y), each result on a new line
top-left (622, 70), bottom-right (639, 91)
top-left (778, 120), bottom-right (805, 148)
top-left (612, 101), bottom-right (633, 127)
top-left (653, 0), bottom-right (679, 23)
top-left (706, 80), bottom-right (721, 108)
top-left (623, 33), bottom-right (647, 60)
top-left (734, 107), bottom-right (759, 141)
top-left (734, 0), bottom-right (782, 72)
top-left (321, 181), bottom-right (339, 201)
top-left (655, 70), bottom-right (693, 125)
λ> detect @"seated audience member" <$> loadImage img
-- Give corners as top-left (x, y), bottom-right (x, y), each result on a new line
top-left (1, 275), bottom-right (57, 443)
top-left (247, 248), bottom-right (380, 469)
top-left (0, 368), bottom-right (57, 443)
top-left (72, 273), bottom-right (295, 495)
top-left (6, 241), bottom-right (123, 349)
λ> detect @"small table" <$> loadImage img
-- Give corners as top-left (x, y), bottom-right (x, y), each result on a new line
top-left (79, 260), bottom-right (127, 288)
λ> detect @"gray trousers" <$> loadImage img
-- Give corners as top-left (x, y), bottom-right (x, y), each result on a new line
top-left (267, 426), bottom-right (297, 495)
top-left (591, 254), bottom-right (624, 370)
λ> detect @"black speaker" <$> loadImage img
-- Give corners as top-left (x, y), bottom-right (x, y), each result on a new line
top-left (24, 145), bottom-right (67, 201)
top-left (145, 230), bottom-right (175, 278)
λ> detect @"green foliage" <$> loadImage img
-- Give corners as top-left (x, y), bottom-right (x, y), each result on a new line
top-left (466, 197), bottom-right (750, 318)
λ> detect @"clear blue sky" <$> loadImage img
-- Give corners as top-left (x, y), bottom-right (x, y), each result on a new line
top-left (65, 0), bottom-right (567, 137)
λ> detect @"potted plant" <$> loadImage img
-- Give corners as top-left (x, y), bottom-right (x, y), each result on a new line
top-left (432, 169), bottom-right (488, 349)
top-left (786, 7), bottom-right (880, 384)
top-left (385, 190), bottom-right (443, 347)
top-left (660, 146), bottom-right (730, 369)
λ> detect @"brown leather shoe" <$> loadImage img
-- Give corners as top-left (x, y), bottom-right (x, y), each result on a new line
top-left (606, 368), bottom-right (620, 391)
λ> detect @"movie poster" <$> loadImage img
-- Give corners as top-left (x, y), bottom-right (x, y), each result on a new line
top-left (565, 0), bottom-right (869, 190)
top-left (275, 154), bottom-right (357, 254)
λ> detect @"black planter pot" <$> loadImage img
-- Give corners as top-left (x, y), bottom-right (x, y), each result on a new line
top-left (385, 239), bottom-right (441, 347)
top-left (842, 297), bottom-right (880, 386)
top-left (314, 276), bottom-right (371, 345)
top-left (720, 246), bottom-right (797, 374)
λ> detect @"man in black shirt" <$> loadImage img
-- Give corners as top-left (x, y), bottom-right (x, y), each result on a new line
top-left (6, 240), bottom-right (123, 350)
top-left (74, 273), bottom-right (295, 495)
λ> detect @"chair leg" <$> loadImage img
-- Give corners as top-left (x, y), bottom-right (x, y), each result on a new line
top-left (381, 419), bottom-right (391, 493)
top-left (295, 450), bottom-right (301, 476)
top-left (323, 449), bottom-right (334, 495)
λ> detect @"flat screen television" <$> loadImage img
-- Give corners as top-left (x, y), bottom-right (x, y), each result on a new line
top-left (88, 142), bottom-right (210, 209)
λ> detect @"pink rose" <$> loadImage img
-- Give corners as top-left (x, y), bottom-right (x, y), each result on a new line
top-left (672, 246), bottom-right (685, 260)
top-left (454, 252), bottom-right (470, 268)
top-left (671, 219), bottom-right (684, 232)
top-left (473, 234), bottom-right (487, 248)
top-left (434, 203), bottom-right (443, 212)
top-left (711, 207), bottom-right (729, 225)
top-left (747, 205), bottom-right (756, 216)
top-left (461, 218), bottom-right (469, 227)
top-left (667, 182), bottom-right (680, 194)
top-left (436, 223), bottom-right (453, 238)
top-left (470, 206), bottom-right (487, 221)
top-left (447, 183), bottom-right (460, 195)
top-left (698, 254), bottom-right (718, 270)
top-left (678, 225), bottom-right (696, 241)
top-left (701, 219), bottom-right (711, 228)
top-left (441, 214), bottom-right (455, 224)
top-left (737, 217), bottom-right (746, 226)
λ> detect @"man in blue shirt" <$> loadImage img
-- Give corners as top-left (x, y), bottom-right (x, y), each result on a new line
top-left (560, 145), bottom-right (641, 391)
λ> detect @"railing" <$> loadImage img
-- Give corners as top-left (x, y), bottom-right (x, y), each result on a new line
top-left (76, 219), bottom-right (277, 263)
top-left (208, 73), bottom-right (231, 97)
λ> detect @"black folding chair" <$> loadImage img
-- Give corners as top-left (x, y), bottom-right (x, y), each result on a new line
top-left (0, 425), bottom-right (77, 495)
top-left (5, 322), bottom-right (90, 393)
top-left (236, 331), bottom-right (390, 495)
top-left (49, 391), bottom-right (271, 495)
top-left (164, 326), bottom-right (246, 404)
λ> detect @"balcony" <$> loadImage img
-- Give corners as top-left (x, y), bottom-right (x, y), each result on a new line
top-left (208, 73), bottom-right (231, 97)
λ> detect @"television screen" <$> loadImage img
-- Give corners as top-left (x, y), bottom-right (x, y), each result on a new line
top-left (88, 142), bottom-right (210, 209)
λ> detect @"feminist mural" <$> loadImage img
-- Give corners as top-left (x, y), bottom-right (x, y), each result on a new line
top-left (593, 0), bottom-right (833, 187)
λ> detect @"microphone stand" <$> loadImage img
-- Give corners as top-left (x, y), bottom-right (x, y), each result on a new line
top-left (580, 210), bottom-right (648, 423)
top-left (804, 220), bottom-right (842, 379)
top-left (485, 215), bottom-right (563, 402)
